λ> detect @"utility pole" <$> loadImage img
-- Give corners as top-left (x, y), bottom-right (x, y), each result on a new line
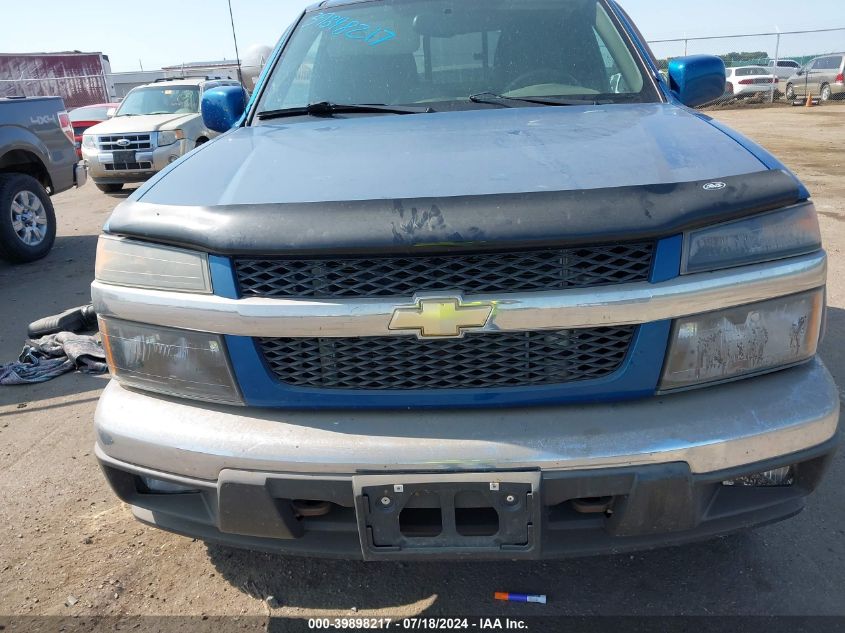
top-left (771, 30), bottom-right (781, 103)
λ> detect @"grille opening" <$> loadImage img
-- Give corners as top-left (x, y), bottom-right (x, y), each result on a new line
top-left (299, 504), bottom-right (356, 528)
top-left (570, 496), bottom-right (615, 514)
top-left (236, 242), bottom-right (655, 299)
top-left (399, 507), bottom-right (443, 538)
top-left (97, 134), bottom-right (152, 151)
top-left (291, 499), bottom-right (334, 518)
top-left (135, 475), bottom-right (199, 495)
top-left (104, 161), bottom-right (152, 171)
top-left (456, 506), bottom-right (500, 537)
top-left (547, 500), bottom-right (612, 528)
top-left (259, 326), bottom-right (635, 390)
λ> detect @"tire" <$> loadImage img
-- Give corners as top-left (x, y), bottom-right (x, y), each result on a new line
top-left (0, 173), bottom-right (57, 264)
top-left (786, 84), bottom-right (796, 100)
top-left (96, 183), bottom-right (123, 194)
top-left (820, 83), bottom-right (832, 102)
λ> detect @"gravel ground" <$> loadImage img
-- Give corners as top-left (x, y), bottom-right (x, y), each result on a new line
top-left (0, 104), bottom-right (843, 631)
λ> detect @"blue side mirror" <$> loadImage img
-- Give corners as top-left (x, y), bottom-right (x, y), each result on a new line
top-left (667, 55), bottom-right (727, 108)
top-left (202, 86), bottom-right (248, 133)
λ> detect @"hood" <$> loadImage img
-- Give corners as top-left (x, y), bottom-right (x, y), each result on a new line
top-left (107, 102), bottom-right (804, 255)
top-left (86, 112), bottom-right (197, 135)
top-left (139, 103), bottom-right (765, 207)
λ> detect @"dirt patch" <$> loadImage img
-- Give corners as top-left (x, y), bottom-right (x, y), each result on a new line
top-left (711, 104), bottom-right (845, 215)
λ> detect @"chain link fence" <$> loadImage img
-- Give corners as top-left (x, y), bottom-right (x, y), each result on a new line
top-left (649, 28), bottom-right (845, 110)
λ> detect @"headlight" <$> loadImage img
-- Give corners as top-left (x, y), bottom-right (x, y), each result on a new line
top-left (95, 235), bottom-right (212, 293)
top-left (683, 202), bottom-right (821, 274)
top-left (99, 317), bottom-right (242, 405)
top-left (660, 289), bottom-right (824, 390)
top-left (157, 129), bottom-right (185, 146)
top-left (82, 135), bottom-right (96, 149)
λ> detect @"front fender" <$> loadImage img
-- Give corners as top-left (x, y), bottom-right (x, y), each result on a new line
top-left (180, 115), bottom-right (214, 144)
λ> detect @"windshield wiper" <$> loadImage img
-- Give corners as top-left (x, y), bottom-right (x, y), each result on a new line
top-left (469, 92), bottom-right (603, 107)
top-left (257, 102), bottom-right (434, 120)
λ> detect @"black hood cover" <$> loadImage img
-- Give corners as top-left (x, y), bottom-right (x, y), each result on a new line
top-left (106, 169), bottom-right (803, 256)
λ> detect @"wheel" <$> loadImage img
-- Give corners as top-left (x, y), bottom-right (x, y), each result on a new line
top-left (785, 83), bottom-right (795, 100)
top-left (0, 173), bottom-right (56, 263)
top-left (820, 83), bottom-right (832, 102)
top-left (96, 183), bottom-right (123, 194)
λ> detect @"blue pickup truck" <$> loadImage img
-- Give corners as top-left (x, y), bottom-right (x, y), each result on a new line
top-left (91, 0), bottom-right (838, 560)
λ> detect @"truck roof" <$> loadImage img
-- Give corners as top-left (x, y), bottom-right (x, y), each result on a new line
top-left (0, 96), bottom-right (63, 103)
top-left (131, 77), bottom-right (241, 92)
top-left (138, 77), bottom-right (209, 89)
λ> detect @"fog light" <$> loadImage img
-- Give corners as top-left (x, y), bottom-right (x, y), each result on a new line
top-left (99, 317), bottom-right (243, 405)
top-left (722, 466), bottom-right (794, 487)
top-left (168, 155), bottom-right (179, 163)
top-left (661, 290), bottom-right (824, 390)
top-left (140, 476), bottom-right (200, 494)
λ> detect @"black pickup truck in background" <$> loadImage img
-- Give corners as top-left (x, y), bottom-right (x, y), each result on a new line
top-left (0, 96), bottom-right (86, 263)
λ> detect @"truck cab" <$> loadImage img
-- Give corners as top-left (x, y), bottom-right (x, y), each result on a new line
top-left (91, 0), bottom-right (838, 560)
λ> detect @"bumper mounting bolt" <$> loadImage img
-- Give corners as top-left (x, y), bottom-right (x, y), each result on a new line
top-left (506, 495), bottom-right (516, 504)
top-left (380, 496), bottom-right (392, 506)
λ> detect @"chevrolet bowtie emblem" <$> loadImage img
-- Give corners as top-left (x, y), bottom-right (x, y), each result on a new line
top-left (389, 298), bottom-right (494, 338)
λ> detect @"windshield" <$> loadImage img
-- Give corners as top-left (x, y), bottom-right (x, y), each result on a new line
top-left (116, 86), bottom-right (200, 116)
top-left (255, 0), bottom-right (657, 117)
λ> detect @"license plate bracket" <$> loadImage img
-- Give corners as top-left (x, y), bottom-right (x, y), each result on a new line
top-left (112, 150), bottom-right (136, 164)
top-left (353, 472), bottom-right (541, 560)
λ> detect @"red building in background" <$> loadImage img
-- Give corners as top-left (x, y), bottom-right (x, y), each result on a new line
top-left (0, 52), bottom-right (116, 108)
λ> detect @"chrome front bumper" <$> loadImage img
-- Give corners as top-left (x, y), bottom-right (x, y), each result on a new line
top-left (95, 358), bottom-right (839, 481)
top-left (83, 139), bottom-right (189, 183)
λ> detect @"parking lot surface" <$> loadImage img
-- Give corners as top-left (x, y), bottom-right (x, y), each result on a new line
top-left (1, 105), bottom-right (844, 626)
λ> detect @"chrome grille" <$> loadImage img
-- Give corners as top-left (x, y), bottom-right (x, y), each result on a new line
top-left (258, 327), bottom-right (635, 390)
top-left (96, 134), bottom-right (152, 151)
top-left (235, 243), bottom-right (654, 299)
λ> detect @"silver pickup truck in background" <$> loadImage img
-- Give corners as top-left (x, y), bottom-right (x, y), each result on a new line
top-left (0, 96), bottom-right (86, 263)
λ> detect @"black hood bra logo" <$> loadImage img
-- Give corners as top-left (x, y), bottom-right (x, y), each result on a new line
top-left (703, 181), bottom-right (727, 191)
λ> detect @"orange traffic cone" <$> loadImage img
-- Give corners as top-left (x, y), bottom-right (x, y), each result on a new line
top-left (806, 92), bottom-right (814, 107)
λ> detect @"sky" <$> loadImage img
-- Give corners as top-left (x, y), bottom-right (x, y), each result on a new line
top-left (2, 0), bottom-right (843, 72)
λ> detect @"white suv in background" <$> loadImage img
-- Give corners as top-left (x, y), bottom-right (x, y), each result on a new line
top-left (82, 78), bottom-right (241, 193)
